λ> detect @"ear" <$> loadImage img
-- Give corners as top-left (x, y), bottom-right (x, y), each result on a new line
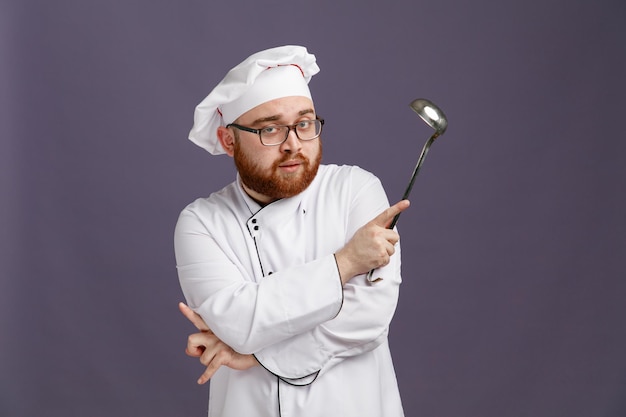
top-left (217, 126), bottom-right (235, 157)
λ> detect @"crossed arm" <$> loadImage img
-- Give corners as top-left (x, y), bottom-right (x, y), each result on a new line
top-left (179, 302), bottom-right (258, 384)
top-left (179, 200), bottom-right (409, 384)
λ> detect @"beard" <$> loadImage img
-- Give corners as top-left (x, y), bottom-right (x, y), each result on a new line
top-left (233, 140), bottom-right (322, 201)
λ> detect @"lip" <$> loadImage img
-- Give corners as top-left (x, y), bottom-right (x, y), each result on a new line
top-left (278, 159), bottom-right (304, 168)
top-left (277, 159), bottom-right (304, 173)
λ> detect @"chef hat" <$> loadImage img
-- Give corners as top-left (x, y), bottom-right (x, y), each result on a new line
top-left (189, 45), bottom-right (320, 155)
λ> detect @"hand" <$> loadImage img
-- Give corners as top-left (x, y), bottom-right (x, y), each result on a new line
top-left (179, 302), bottom-right (259, 384)
top-left (334, 200), bottom-right (409, 284)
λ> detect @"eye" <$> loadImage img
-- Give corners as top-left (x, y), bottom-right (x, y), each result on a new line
top-left (297, 120), bottom-right (313, 129)
top-left (261, 126), bottom-right (279, 135)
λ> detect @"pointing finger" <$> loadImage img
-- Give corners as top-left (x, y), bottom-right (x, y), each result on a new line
top-left (179, 302), bottom-right (210, 332)
top-left (198, 351), bottom-right (227, 384)
top-left (371, 200), bottom-right (410, 228)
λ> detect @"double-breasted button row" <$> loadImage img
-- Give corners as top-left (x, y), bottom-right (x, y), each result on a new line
top-left (249, 218), bottom-right (260, 231)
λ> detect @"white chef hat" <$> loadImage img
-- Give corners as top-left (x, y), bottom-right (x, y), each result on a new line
top-left (189, 45), bottom-right (320, 155)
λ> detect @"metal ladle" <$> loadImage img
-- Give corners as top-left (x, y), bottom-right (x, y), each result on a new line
top-left (366, 98), bottom-right (448, 281)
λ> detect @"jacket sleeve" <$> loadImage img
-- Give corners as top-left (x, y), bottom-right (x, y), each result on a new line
top-left (253, 170), bottom-right (403, 382)
top-left (175, 205), bottom-right (344, 355)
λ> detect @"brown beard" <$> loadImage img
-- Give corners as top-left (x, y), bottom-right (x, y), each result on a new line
top-left (233, 140), bottom-right (322, 201)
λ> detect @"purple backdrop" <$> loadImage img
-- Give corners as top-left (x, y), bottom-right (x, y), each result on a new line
top-left (2, 0), bottom-right (626, 416)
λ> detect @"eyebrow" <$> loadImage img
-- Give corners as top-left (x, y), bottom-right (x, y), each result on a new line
top-left (251, 108), bottom-right (315, 126)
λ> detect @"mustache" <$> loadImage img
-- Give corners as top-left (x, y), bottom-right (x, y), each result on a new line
top-left (275, 153), bottom-right (309, 166)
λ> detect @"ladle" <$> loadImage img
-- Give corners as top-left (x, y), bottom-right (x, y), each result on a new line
top-left (366, 98), bottom-right (448, 281)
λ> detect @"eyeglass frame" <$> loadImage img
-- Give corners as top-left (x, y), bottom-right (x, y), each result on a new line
top-left (226, 117), bottom-right (325, 146)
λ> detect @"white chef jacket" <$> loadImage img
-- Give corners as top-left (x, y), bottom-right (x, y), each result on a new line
top-left (175, 164), bottom-right (404, 417)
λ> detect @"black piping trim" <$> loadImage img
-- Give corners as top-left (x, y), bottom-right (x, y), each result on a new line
top-left (279, 370), bottom-right (321, 386)
top-left (277, 375), bottom-right (282, 417)
top-left (275, 370), bottom-right (321, 417)
top-left (331, 254), bottom-right (345, 319)
top-left (254, 354), bottom-right (321, 387)
top-left (252, 236), bottom-right (265, 277)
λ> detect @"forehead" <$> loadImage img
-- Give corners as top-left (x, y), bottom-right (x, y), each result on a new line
top-left (237, 96), bottom-right (315, 125)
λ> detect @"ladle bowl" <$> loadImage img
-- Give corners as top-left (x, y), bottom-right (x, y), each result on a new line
top-left (410, 98), bottom-right (448, 136)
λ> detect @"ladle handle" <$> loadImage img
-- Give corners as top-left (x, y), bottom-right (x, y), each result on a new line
top-left (364, 133), bottom-right (437, 282)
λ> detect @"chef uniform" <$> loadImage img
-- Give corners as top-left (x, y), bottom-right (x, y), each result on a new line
top-left (175, 45), bottom-right (405, 417)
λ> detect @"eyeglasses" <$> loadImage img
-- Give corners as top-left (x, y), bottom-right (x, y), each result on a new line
top-left (227, 117), bottom-right (325, 146)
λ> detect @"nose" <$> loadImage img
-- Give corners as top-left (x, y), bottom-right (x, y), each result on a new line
top-left (280, 128), bottom-right (302, 153)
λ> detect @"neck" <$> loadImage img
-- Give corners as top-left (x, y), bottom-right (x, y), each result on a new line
top-left (240, 181), bottom-right (277, 206)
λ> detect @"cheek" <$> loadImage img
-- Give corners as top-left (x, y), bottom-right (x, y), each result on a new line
top-left (242, 144), bottom-right (279, 168)
top-left (305, 139), bottom-right (322, 158)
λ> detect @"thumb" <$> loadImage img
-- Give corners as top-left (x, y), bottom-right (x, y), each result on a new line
top-left (178, 302), bottom-right (210, 332)
top-left (371, 200), bottom-right (410, 228)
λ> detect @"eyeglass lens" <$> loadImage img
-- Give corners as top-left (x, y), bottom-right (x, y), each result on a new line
top-left (261, 120), bottom-right (322, 145)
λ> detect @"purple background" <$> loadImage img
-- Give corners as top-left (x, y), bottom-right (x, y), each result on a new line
top-left (2, 0), bottom-right (626, 416)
